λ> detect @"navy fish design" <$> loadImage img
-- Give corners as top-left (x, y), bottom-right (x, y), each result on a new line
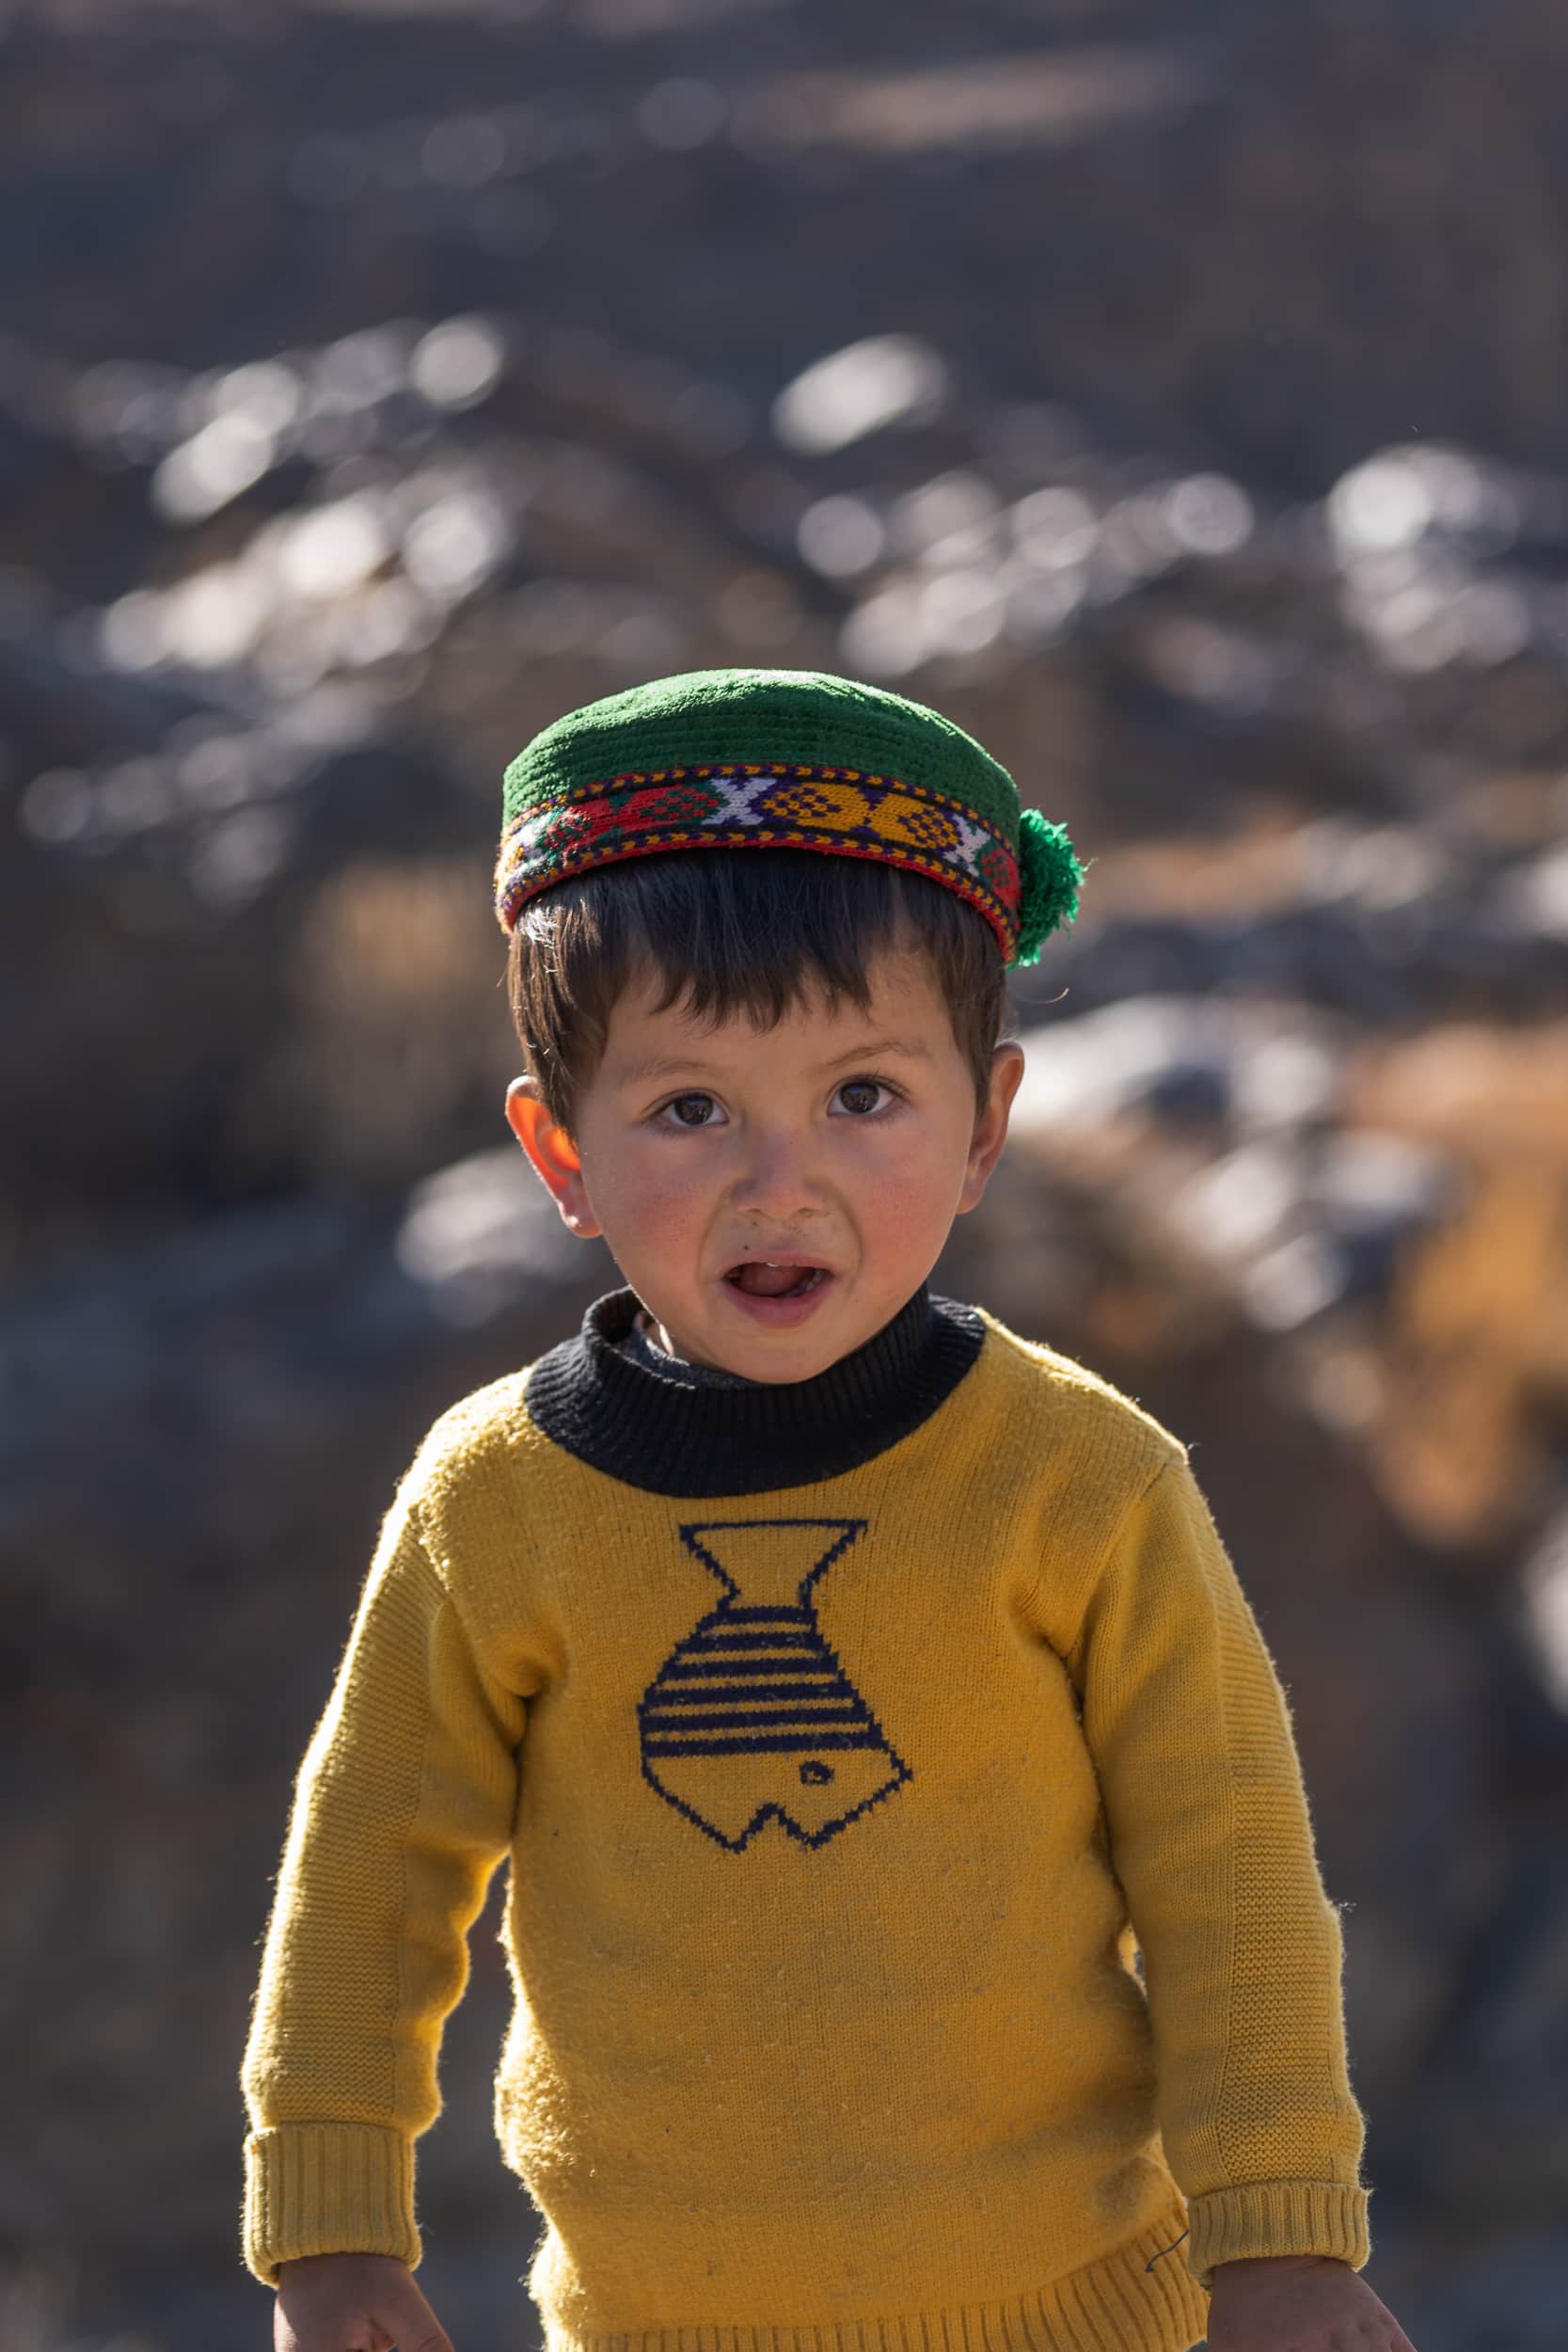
top-left (638, 1518), bottom-right (911, 1851)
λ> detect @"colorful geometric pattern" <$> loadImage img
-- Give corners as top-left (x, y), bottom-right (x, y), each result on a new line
top-left (494, 760), bottom-right (1022, 961)
top-left (637, 1518), bottom-right (911, 1851)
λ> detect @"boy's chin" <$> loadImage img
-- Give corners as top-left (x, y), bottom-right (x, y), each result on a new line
top-left (660, 1271), bottom-right (914, 1383)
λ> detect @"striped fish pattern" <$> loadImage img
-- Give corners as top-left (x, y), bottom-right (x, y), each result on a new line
top-left (638, 1518), bottom-right (911, 1851)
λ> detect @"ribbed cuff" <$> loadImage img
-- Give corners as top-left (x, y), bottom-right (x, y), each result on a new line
top-left (1185, 2179), bottom-right (1371, 2292)
top-left (242, 2122), bottom-right (420, 2288)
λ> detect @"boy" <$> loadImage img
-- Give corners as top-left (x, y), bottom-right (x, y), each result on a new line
top-left (242, 669), bottom-right (1417, 2352)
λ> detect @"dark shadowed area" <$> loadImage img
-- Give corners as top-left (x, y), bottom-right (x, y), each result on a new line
top-left (3, 1), bottom-right (1568, 2347)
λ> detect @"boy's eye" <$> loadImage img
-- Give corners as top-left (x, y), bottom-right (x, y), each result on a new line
top-left (660, 1091), bottom-right (720, 1126)
top-left (833, 1077), bottom-right (895, 1116)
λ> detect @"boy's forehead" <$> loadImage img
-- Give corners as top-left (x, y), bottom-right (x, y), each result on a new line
top-left (602, 946), bottom-right (951, 1075)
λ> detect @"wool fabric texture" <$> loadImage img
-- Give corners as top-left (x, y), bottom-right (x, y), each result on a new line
top-left (494, 667), bottom-right (1085, 966)
top-left (241, 1292), bottom-right (1370, 2352)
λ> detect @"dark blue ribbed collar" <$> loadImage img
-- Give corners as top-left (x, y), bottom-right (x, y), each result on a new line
top-left (524, 1281), bottom-right (985, 1495)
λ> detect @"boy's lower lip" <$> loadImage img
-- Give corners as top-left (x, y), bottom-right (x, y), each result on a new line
top-left (719, 1270), bottom-right (837, 1327)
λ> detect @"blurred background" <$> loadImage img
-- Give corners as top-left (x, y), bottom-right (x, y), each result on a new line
top-left (4, 0), bottom-right (1568, 2344)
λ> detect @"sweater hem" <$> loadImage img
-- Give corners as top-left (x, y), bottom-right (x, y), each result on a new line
top-left (541, 2206), bottom-right (1209, 2352)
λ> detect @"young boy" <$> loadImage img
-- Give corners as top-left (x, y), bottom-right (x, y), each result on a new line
top-left (242, 669), bottom-right (1417, 2352)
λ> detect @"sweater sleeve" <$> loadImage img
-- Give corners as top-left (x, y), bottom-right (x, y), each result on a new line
top-left (1065, 1453), bottom-right (1371, 2294)
top-left (239, 1483), bottom-right (526, 2287)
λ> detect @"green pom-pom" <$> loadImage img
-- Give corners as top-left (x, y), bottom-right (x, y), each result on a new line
top-left (1010, 806), bottom-right (1085, 966)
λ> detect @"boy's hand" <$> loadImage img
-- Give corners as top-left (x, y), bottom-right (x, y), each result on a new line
top-left (1207, 2254), bottom-right (1418, 2352)
top-left (273, 2251), bottom-right (454, 2352)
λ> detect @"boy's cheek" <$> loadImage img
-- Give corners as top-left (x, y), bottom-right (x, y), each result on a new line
top-left (585, 1159), bottom-right (706, 1262)
top-left (857, 1147), bottom-right (973, 1247)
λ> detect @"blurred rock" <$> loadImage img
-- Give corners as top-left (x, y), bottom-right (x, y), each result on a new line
top-left (0, 1185), bottom-right (613, 2309)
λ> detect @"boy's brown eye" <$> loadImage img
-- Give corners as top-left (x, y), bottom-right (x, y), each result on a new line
top-left (668, 1092), bottom-right (716, 1125)
top-left (837, 1079), bottom-right (884, 1116)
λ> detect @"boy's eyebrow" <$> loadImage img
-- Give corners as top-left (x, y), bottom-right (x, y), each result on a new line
top-left (615, 1036), bottom-right (933, 1087)
top-left (820, 1034), bottom-right (933, 1066)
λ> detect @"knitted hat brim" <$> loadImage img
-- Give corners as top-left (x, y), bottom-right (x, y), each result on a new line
top-left (496, 755), bottom-right (1021, 959)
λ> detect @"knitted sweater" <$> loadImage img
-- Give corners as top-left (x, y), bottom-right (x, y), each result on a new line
top-left (240, 1284), bottom-right (1370, 2352)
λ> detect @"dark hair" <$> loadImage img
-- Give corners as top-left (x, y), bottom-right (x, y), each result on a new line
top-left (507, 849), bottom-right (1010, 1134)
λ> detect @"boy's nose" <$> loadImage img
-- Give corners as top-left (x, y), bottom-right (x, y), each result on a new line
top-left (729, 1127), bottom-right (826, 1219)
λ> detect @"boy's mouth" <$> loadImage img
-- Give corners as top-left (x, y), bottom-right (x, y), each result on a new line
top-left (724, 1261), bottom-right (831, 1300)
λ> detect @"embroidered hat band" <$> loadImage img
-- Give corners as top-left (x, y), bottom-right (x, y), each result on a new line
top-left (495, 667), bottom-right (1085, 967)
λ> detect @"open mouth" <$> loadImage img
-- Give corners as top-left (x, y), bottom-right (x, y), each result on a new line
top-left (724, 1262), bottom-right (831, 1300)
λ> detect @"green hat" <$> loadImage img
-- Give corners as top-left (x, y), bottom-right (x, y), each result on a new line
top-left (495, 667), bottom-right (1084, 966)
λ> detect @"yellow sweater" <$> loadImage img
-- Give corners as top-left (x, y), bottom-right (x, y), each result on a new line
top-left (240, 1285), bottom-right (1370, 2352)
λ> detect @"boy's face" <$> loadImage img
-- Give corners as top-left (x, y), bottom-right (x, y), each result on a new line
top-left (507, 938), bottom-right (1024, 1383)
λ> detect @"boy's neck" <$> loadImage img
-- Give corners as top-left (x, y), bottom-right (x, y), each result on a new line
top-left (525, 1282), bottom-right (986, 1496)
top-left (622, 1307), bottom-right (762, 1390)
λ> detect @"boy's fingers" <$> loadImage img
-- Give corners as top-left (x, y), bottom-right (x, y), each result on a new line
top-left (380, 2275), bottom-right (456, 2352)
top-left (270, 2256), bottom-right (455, 2352)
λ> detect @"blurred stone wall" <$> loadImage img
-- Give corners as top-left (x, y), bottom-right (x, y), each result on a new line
top-left (3, 3), bottom-right (1568, 2348)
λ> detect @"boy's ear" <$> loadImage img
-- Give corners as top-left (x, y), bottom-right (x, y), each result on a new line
top-left (505, 1076), bottom-right (604, 1240)
top-left (956, 1040), bottom-right (1025, 1216)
